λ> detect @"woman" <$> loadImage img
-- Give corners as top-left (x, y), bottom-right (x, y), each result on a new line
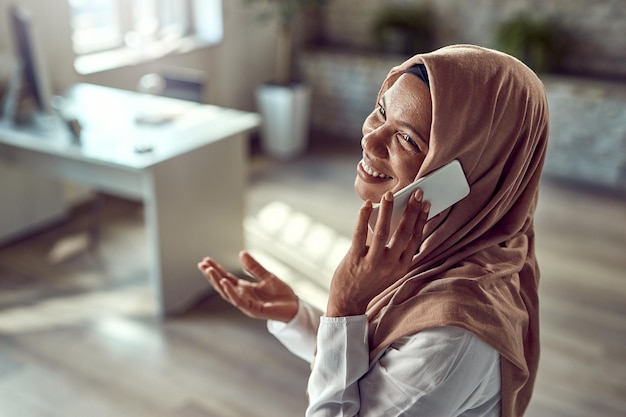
top-left (198, 44), bottom-right (548, 417)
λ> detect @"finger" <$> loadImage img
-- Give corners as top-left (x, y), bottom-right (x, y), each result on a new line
top-left (370, 191), bottom-right (394, 253)
top-left (350, 199), bottom-right (373, 257)
top-left (197, 258), bottom-right (217, 281)
top-left (204, 266), bottom-right (232, 301)
top-left (200, 257), bottom-right (239, 285)
top-left (220, 277), bottom-right (262, 318)
top-left (239, 251), bottom-right (275, 282)
top-left (198, 257), bottom-right (241, 301)
top-left (388, 189), bottom-right (423, 253)
top-left (403, 200), bottom-right (430, 260)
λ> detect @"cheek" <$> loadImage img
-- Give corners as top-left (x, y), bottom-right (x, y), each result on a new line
top-left (396, 156), bottom-right (423, 185)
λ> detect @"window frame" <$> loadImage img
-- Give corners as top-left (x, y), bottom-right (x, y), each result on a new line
top-left (70, 0), bottom-right (223, 75)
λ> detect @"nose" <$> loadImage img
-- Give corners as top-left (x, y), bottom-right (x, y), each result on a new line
top-left (361, 123), bottom-right (389, 158)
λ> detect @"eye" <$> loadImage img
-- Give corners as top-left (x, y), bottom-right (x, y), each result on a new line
top-left (397, 132), bottom-right (422, 153)
top-left (377, 104), bottom-right (386, 118)
top-left (401, 133), bottom-right (416, 146)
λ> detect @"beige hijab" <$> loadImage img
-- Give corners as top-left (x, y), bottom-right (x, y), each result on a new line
top-left (366, 45), bottom-right (548, 417)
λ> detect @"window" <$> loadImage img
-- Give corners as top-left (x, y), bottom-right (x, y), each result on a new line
top-left (69, 0), bottom-right (223, 74)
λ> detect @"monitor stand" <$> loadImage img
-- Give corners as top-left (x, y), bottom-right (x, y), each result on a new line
top-left (29, 110), bottom-right (62, 131)
top-left (0, 62), bottom-right (65, 136)
top-left (0, 108), bottom-right (71, 143)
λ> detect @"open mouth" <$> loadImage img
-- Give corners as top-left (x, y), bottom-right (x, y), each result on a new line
top-left (360, 160), bottom-right (392, 179)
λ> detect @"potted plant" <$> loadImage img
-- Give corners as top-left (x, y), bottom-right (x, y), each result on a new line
top-left (494, 13), bottom-right (566, 74)
top-left (371, 4), bottom-right (434, 55)
top-left (251, 0), bottom-right (326, 159)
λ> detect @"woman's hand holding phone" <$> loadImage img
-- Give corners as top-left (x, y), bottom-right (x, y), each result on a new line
top-left (368, 160), bottom-right (470, 231)
top-left (326, 189), bottom-right (430, 318)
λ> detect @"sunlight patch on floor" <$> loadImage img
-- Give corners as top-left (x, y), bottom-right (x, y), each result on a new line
top-left (0, 285), bottom-right (156, 334)
top-left (47, 232), bottom-right (93, 263)
top-left (244, 200), bottom-right (352, 311)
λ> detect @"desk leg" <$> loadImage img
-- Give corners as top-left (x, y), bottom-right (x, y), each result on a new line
top-left (143, 134), bottom-right (246, 316)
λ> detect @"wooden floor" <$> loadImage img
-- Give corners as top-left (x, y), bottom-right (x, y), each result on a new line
top-left (0, 137), bottom-right (625, 416)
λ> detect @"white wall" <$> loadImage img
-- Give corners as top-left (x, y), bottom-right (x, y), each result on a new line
top-left (0, 0), bottom-right (278, 111)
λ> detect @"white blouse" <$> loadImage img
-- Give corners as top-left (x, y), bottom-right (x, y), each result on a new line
top-left (267, 300), bottom-right (501, 417)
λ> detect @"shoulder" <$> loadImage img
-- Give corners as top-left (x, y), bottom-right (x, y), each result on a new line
top-left (383, 326), bottom-right (500, 377)
top-left (393, 326), bottom-right (497, 356)
top-left (378, 326), bottom-right (500, 396)
top-left (367, 327), bottom-right (501, 415)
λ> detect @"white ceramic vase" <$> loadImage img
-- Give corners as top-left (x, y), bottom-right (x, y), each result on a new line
top-left (256, 83), bottom-right (311, 159)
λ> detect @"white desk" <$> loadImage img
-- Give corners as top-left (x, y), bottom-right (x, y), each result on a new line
top-left (0, 83), bottom-right (260, 316)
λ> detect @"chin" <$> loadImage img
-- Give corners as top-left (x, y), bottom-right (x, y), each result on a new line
top-left (353, 180), bottom-right (368, 202)
top-left (354, 180), bottom-right (383, 203)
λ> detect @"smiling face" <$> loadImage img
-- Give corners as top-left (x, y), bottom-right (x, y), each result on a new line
top-left (355, 73), bottom-right (433, 202)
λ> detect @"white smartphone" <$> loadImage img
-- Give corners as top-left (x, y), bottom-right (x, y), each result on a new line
top-left (368, 159), bottom-right (470, 231)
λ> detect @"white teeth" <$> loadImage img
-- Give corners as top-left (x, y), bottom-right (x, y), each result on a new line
top-left (361, 160), bottom-right (390, 179)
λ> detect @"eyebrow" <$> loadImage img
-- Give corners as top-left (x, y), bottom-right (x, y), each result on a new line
top-left (380, 95), bottom-right (430, 152)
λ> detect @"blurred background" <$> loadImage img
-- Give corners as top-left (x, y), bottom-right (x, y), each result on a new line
top-left (0, 0), bottom-right (624, 416)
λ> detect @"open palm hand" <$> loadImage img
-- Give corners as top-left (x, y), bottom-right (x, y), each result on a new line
top-left (198, 251), bottom-right (298, 323)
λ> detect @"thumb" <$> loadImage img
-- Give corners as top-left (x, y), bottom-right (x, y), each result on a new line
top-left (239, 251), bottom-right (274, 282)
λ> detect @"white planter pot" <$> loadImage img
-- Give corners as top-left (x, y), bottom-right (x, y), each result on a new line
top-left (256, 83), bottom-right (311, 159)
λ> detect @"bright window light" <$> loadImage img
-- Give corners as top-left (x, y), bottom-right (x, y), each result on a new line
top-left (69, 0), bottom-right (223, 73)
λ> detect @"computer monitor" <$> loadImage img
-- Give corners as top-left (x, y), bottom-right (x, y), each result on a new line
top-left (2, 4), bottom-right (55, 127)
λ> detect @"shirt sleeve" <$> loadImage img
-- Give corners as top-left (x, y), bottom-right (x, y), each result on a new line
top-left (266, 299), bottom-right (322, 363)
top-left (306, 319), bottom-right (501, 417)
